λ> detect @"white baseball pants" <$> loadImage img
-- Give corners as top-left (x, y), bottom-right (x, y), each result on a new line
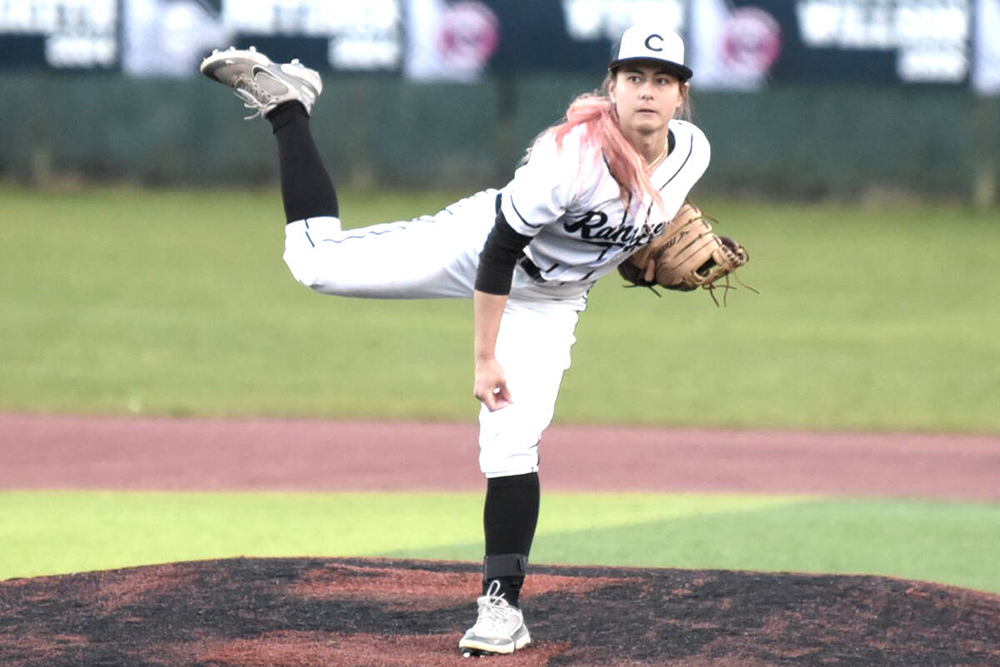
top-left (281, 189), bottom-right (591, 478)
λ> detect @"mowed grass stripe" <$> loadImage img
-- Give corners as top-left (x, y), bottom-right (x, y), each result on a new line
top-left (536, 497), bottom-right (1000, 595)
top-left (0, 491), bottom-right (796, 580)
top-left (2, 491), bottom-right (998, 595)
top-left (1, 187), bottom-right (999, 431)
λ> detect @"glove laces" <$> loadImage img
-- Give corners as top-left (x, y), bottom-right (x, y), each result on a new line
top-left (705, 272), bottom-right (760, 307)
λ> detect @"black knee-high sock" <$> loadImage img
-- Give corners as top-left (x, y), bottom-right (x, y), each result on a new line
top-left (483, 472), bottom-right (540, 607)
top-left (267, 102), bottom-right (339, 224)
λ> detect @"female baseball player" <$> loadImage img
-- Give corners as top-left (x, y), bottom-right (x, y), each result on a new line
top-left (201, 24), bottom-right (709, 657)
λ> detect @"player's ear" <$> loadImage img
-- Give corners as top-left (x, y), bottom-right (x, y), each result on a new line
top-left (674, 81), bottom-right (690, 115)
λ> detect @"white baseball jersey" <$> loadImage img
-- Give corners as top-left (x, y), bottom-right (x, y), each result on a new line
top-left (501, 119), bottom-right (710, 284)
top-left (282, 117), bottom-right (711, 479)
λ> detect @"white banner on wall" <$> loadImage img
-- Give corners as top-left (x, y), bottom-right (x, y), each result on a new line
top-left (974, 0), bottom-right (1000, 95)
top-left (122, 0), bottom-right (230, 77)
top-left (689, 0), bottom-right (781, 90)
top-left (404, 0), bottom-right (499, 82)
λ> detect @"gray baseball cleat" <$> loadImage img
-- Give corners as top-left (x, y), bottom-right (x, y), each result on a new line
top-left (200, 46), bottom-right (323, 120)
top-left (459, 581), bottom-right (532, 657)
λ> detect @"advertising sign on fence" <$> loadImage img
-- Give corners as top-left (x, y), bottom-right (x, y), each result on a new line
top-left (974, 0), bottom-right (1000, 95)
top-left (0, 0), bottom-right (996, 95)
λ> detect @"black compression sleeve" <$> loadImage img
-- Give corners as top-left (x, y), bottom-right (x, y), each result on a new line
top-left (268, 102), bottom-right (339, 223)
top-left (475, 213), bottom-right (533, 295)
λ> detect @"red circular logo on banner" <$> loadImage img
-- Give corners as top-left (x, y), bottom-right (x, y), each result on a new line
top-left (437, 2), bottom-right (500, 69)
top-left (721, 7), bottom-right (782, 77)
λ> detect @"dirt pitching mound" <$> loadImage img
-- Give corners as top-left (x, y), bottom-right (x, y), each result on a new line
top-left (1, 558), bottom-right (998, 666)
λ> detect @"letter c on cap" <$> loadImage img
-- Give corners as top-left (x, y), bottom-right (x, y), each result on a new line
top-left (644, 34), bottom-right (664, 52)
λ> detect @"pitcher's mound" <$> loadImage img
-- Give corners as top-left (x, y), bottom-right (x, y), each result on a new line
top-left (1, 557), bottom-right (998, 666)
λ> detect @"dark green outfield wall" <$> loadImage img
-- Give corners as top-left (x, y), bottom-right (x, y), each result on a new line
top-left (2, 73), bottom-right (997, 203)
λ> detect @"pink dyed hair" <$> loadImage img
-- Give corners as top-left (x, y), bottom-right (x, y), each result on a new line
top-left (535, 76), bottom-right (689, 215)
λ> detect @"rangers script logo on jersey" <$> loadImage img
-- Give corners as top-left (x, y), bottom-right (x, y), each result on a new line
top-left (501, 119), bottom-right (710, 283)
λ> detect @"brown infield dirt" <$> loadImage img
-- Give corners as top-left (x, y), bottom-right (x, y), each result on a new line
top-left (2, 413), bottom-right (1000, 666)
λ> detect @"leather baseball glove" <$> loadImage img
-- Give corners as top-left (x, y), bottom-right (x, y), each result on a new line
top-left (618, 203), bottom-right (751, 303)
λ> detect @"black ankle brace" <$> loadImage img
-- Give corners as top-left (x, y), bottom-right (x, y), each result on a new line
top-left (483, 553), bottom-right (528, 607)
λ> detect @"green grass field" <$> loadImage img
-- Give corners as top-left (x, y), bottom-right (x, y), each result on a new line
top-left (2, 186), bottom-right (999, 593)
top-left (3, 491), bottom-right (999, 594)
top-left (2, 186), bottom-right (998, 431)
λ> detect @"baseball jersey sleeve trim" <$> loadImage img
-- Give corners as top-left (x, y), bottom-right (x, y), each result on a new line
top-left (475, 213), bottom-right (533, 295)
top-left (509, 197), bottom-right (543, 229)
top-left (500, 128), bottom-right (587, 236)
top-left (658, 132), bottom-right (694, 191)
